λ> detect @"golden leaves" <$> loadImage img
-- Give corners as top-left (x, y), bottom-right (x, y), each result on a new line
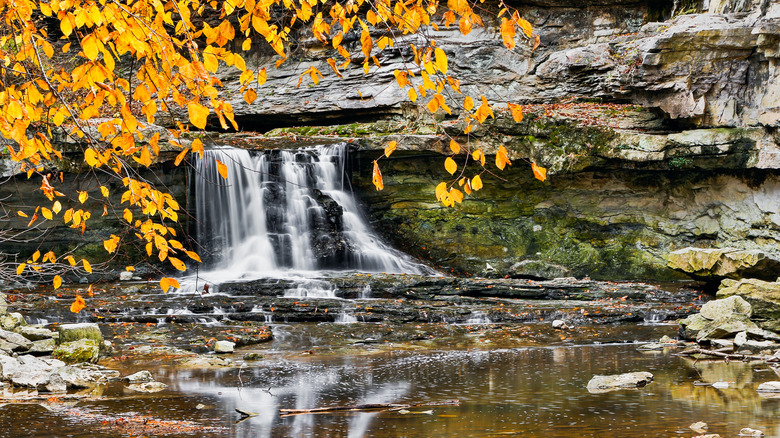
top-left (103, 234), bottom-right (120, 253)
top-left (82, 259), bottom-right (92, 273)
top-left (188, 103), bottom-right (209, 129)
top-left (70, 295), bottom-right (86, 313)
top-left (53, 275), bottom-right (62, 289)
top-left (434, 47), bottom-right (448, 74)
top-left (160, 277), bottom-right (180, 293)
top-left (244, 88), bottom-right (257, 104)
top-left (471, 174), bottom-right (483, 190)
top-left (496, 146), bottom-right (512, 170)
top-left (507, 103), bottom-right (523, 123)
top-left (372, 160), bottom-right (383, 190)
top-left (444, 157), bottom-right (457, 175)
top-left (384, 141), bottom-right (397, 158)
top-left (449, 139), bottom-right (460, 154)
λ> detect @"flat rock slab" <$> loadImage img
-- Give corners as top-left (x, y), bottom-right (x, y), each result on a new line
top-left (756, 382), bottom-right (780, 393)
top-left (666, 248), bottom-right (780, 281)
top-left (699, 295), bottom-right (752, 320)
top-left (586, 372), bottom-right (653, 393)
top-left (717, 279), bottom-right (780, 320)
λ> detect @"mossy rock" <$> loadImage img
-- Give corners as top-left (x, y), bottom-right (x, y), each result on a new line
top-left (58, 323), bottom-right (104, 345)
top-left (52, 339), bottom-right (100, 364)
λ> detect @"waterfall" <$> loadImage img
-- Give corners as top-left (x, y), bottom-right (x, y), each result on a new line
top-left (193, 143), bottom-right (426, 282)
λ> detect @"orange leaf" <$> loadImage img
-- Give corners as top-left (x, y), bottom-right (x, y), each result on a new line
top-left (82, 259), bottom-right (92, 273)
top-left (244, 88), bottom-right (257, 105)
top-left (372, 161), bottom-right (384, 190)
top-left (472, 174), bottom-right (483, 190)
top-left (435, 182), bottom-right (447, 201)
top-left (384, 141), bottom-right (397, 158)
top-left (70, 295), bottom-right (86, 313)
top-left (160, 277), bottom-right (180, 292)
top-left (496, 146), bottom-right (512, 170)
top-left (449, 139), bottom-right (461, 154)
top-left (507, 103), bottom-right (523, 123)
top-left (532, 162), bottom-right (547, 181)
top-left (53, 275), bottom-right (62, 289)
top-left (216, 159), bottom-right (228, 179)
top-left (444, 157), bottom-right (457, 175)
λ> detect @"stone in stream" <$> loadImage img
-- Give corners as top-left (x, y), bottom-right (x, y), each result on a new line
top-left (699, 295), bottom-right (752, 320)
top-left (689, 422), bottom-right (708, 433)
top-left (58, 323), bottom-right (103, 344)
top-left (739, 428), bottom-right (764, 437)
top-left (0, 328), bottom-right (33, 353)
top-left (695, 315), bottom-right (759, 342)
top-left (0, 312), bottom-right (26, 331)
top-left (123, 370), bottom-right (154, 384)
top-left (586, 372), bottom-right (653, 393)
top-left (127, 381), bottom-right (168, 393)
top-left (679, 314), bottom-right (710, 340)
top-left (16, 326), bottom-right (57, 342)
top-left (54, 363), bottom-right (120, 389)
top-left (27, 338), bottom-right (57, 355)
top-left (214, 340), bottom-right (235, 354)
top-left (52, 339), bottom-right (101, 364)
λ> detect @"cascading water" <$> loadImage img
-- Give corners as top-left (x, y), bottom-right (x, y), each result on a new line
top-left (191, 143), bottom-right (427, 288)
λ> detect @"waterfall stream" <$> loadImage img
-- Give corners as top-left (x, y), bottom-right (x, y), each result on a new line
top-left (187, 143), bottom-right (427, 291)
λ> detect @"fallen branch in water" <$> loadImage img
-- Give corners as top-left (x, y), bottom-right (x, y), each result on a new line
top-left (279, 399), bottom-right (460, 417)
top-left (676, 348), bottom-right (768, 361)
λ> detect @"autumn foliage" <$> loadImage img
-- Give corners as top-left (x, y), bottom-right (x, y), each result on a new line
top-left (0, 0), bottom-right (545, 300)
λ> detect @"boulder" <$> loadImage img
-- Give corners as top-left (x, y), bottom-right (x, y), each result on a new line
top-left (738, 428), bottom-right (764, 437)
top-left (52, 339), bottom-right (100, 364)
top-left (214, 340), bottom-right (235, 354)
top-left (756, 382), bottom-right (780, 393)
top-left (586, 372), bottom-right (653, 393)
top-left (716, 279), bottom-right (780, 320)
top-left (0, 293), bottom-right (7, 315)
top-left (679, 314), bottom-right (710, 340)
top-left (0, 313), bottom-right (27, 331)
top-left (509, 260), bottom-right (572, 280)
top-left (666, 248), bottom-right (780, 281)
top-left (699, 295), bottom-right (752, 320)
top-left (0, 328), bottom-right (32, 352)
top-left (27, 338), bottom-right (57, 355)
top-left (58, 323), bottom-right (103, 344)
top-left (696, 315), bottom-right (759, 342)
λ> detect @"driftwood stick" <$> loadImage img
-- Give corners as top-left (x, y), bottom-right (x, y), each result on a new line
top-left (279, 399), bottom-right (460, 416)
top-left (676, 348), bottom-right (767, 361)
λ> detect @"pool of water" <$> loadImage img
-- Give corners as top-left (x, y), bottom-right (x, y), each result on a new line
top-left (2, 327), bottom-right (778, 438)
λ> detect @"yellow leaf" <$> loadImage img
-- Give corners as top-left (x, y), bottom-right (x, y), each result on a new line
top-left (81, 33), bottom-right (99, 61)
top-left (61, 17), bottom-right (73, 37)
top-left (449, 188), bottom-right (464, 203)
top-left (384, 141), bottom-right (397, 158)
top-left (472, 149), bottom-right (486, 166)
top-left (434, 47), bottom-right (448, 74)
top-left (216, 159), bottom-right (228, 179)
top-left (100, 186), bottom-right (109, 197)
top-left (174, 147), bottom-right (190, 166)
top-left (496, 145), bottom-right (512, 170)
top-left (78, 191), bottom-right (88, 204)
top-left (517, 16), bottom-right (534, 38)
top-left (84, 149), bottom-right (98, 167)
top-left (32, 250), bottom-right (41, 262)
top-left (188, 103), bottom-right (210, 129)
top-left (532, 162), bottom-right (547, 182)
top-left (472, 174), bottom-right (483, 190)
top-left (185, 250), bottom-right (202, 262)
top-left (192, 138), bottom-right (204, 159)
top-left (103, 235), bottom-right (119, 253)
top-left (160, 277), bottom-right (180, 292)
top-left (65, 255), bottom-right (76, 266)
top-left (244, 88), bottom-right (257, 104)
top-left (426, 96), bottom-right (440, 113)
top-left (372, 161), bottom-right (384, 191)
top-left (507, 103), bottom-right (524, 123)
top-left (70, 295), bottom-right (86, 313)
top-left (82, 259), bottom-right (92, 273)
top-left (123, 208), bottom-right (133, 223)
top-left (17, 211), bottom-right (28, 218)
top-left (449, 139), bottom-right (460, 154)
top-left (445, 157), bottom-right (457, 175)
top-left (53, 275), bottom-right (62, 289)
top-left (125, 266), bottom-right (135, 272)
top-left (435, 182), bottom-right (447, 200)
top-left (41, 207), bottom-right (53, 220)
top-left (408, 88), bottom-right (418, 103)
top-left (169, 257), bottom-right (186, 271)
top-left (16, 263), bottom-right (26, 275)
top-left (464, 96), bottom-right (474, 112)
top-left (53, 201), bottom-right (62, 214)
top-left (394, 70), bottom-right (408, 88)
top-left (242, 38), bottom-right (251, 51)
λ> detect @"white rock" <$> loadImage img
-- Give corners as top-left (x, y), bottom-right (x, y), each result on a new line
top-left (738, 428), bottom-right (764, 437)
top-left (734, 331), bottom-right (747, 347)
top-left (552, 320), bottom-right (569, 329)
top-left (756, 381), bottom-right (780, 392)
top-left (214, 341), bottom-right (235, 354)
top-left (124, 370), bottom-right (154, 383)
top-left (127, 381), bottom-right (168, 393)
top-left (690, 421), bottom-right (708, 433)
top-left (712, 381), bottom-right (730, 389)
top-left (119, 271), bottom-right (134, 281)
top-left (586, 372), bottom-right (653, 393)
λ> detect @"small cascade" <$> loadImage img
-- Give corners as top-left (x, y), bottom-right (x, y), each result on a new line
top-left (193, 144), bottom-right (428, 283)
top-left (360, 285), bottom-right (372, 299)
top-left (283, 279), bottom-right (338, 298)
top-left (642, 310), bottom-right (668, 325)
top-left (335, 308), bottom-right (358, 324)
top-left (465, 311), bottom-right (493, 325)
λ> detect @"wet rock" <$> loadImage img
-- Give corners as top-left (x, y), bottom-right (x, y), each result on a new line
top-left (58, 323), bottom-right (103, 344)
top-left (699, 296), bottom-right (752, 320)
top-left (243, 353), bottom-right (262, 361)
top-left (690, 422), bottom-right (708, 433)
top-left (659, 335), bottom-right (676, 344)
top-left (710, 339), bottom-right (735, 350)
top-left (119, 271), bottom-right (134, 281)
top-left (127, 381), bottom-right (168, 393)
top-left (27, 338), bottom-right (57, 355)
top-left (52, 339), bottom-right (100, 364)
top-left (123, 370), bottom-right (154, 384)
top-left (214, 341), bottom-right (235, 354)
top-left (551, 320), bottom-right (569, 329)
top-left (666, 248), bottom-right (780, 282)
top-left (55, 363), bottom-right (120, 389)
top-left (637, 343), bottom-right (666, 351)
top-left (586, 371), bottom-right (653, 393)
top-left (756, 382), bottom-right (780, 393)
top-left (679, 314), bottom-right (710, 340)
top-left (712, 381), bottom-right (730, 389)
top-left (0, 313), bottom-right (27, 331)
top-left (179, 356), bottom-right (233, 368)
top-left (738, 428), bottom-right (764, 437)
top-left (9, 355), bottom-right (63, 390)
top-left (509, 260), bottom-right (572, 280)
top-left (0, 328), bottom-right (33, 352)
top-left (696, 315), bottom-right (759, 342)
top-left (716, 279), bottom-right (780, 320)
top-left (16, 326), bottom-right (57, 342)
top-left (692, 435), bottom-right (721, 438)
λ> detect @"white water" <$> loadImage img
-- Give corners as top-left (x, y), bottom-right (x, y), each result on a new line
top-left (182, 144), bottom-right (428, 294)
